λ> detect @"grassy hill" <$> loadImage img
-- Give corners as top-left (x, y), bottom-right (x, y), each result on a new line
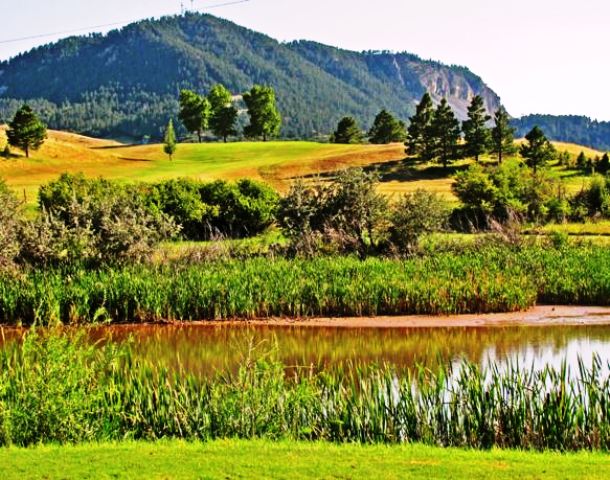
top-left (0, 127), bottom-right (403, 205)
top-left (0, 126), bottom-right (602, 208)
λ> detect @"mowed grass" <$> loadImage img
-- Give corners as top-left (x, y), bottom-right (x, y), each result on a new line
top-left (0, 126), bottom-right (403, 204)
top-left (2, 440), bottom-right (609, 479)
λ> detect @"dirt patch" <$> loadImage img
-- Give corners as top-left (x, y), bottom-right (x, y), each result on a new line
top-left (220, 306), bottom-right (610, 329)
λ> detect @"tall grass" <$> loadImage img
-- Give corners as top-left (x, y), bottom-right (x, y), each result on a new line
top-left (0, 245), bottom-right (609, 324)
top-left (1, 327), bottom-right (610, 450)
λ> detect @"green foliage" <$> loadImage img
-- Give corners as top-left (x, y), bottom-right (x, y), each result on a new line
top-left (388, 190), bottom-right (448, 254)
top-left (598, 153), bottom-right (610, 174)
top-left (512, 114), bottom-right (610, 152)
top-left (163, 119), bottom-right (177, 160)
top-left (0, 245), bottom-right (609, 324)
top-left (6, 105), bottom-right (47, 158)
top-left (331, 117), bottom-right (363, 144)
top-left (208, 84), bottom-right (237, 142)
top-left (0, 181), bottom-right (22, 270)
top-left (491, 106), bottom-right (516, 163)
top-left (571, 175), bottom-right (610, 219)
top-left (430, 98), bottom-right (461, 168)
top-left (520, 126), bottom-right (557, 172)
top-left (243, 85), bottom-right (281, 141)
top-left (279, 169), bottom-right (388, 255)
top-left (406, 93), bottom-right (436, 160)
top-left (462, 95), bottom-right (491, 161)
top-left (34, 174), bottom-right (178, 266)
top-left (453, 159), bottom-right (567, 225)
top-left (178, 89), bottom-right (210, 142)
top-left (367, 110), bottom-right (405, 144)
top-left (0, 328), bottom-right (123, 446)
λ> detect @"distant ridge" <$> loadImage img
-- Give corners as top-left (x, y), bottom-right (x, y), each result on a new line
top-left (0, 13), bottom-right (501, 139)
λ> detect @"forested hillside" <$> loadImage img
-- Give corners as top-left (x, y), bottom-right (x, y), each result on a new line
top-left (512, 115), bottom-right (610, 152)
top-left (0, 12), bottom-right (500, 140)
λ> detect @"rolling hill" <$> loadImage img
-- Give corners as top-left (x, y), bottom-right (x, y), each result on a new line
top-left (0, 127), bottom-right (601, 208)
top-left (0, 13), bottom-right (500, 140)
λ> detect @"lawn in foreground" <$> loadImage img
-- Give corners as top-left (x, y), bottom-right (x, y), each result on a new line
top-left (3, 440), bottom-right (609, 479)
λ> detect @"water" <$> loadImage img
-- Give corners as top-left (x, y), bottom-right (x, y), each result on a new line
top-left (81, 323), bottom-right (610, 376)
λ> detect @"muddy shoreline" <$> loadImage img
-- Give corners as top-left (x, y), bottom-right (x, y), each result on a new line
top-left (2, 306), bottom-right (610, 331)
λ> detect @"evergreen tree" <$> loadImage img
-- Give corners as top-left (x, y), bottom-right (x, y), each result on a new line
top-left (462, 95), bottom-right (491, 162)
top-left (598, 153), bottom-right (610, 174)
top-left (178, 90), bottom-right (210, 142)
top-left (208, 84), bottom-right (237, 143)
top-left (520, 126), bottom-right (556, 173)
top-left (163, 119), bottom-right (177, 161)
top-left (576, 151), bottom-right (588, 170)
top-left (406, 93), bottom-right (435, 160)
top-left (430, 98), bottom-right (461, 169)
top-left (368, 109), bottom-right (405, 144)
top-left (491, 107), bottom-right (516, 163)
top-left (243, 85), bottom-right (281, 141)
top-left (6, 105), bottom-right (47, 158)
top-left (331, 117), bottom-right (363, 144)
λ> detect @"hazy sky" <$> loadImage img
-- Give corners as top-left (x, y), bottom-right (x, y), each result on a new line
top-left (1, 0), bottom-right (608, 120)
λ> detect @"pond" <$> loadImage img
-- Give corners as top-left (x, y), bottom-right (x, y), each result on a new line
top-left (76, 323), bottom-right (610, 376)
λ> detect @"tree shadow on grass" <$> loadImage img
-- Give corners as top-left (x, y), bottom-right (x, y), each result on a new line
top-left (297, 157), bottom-right (470, 184)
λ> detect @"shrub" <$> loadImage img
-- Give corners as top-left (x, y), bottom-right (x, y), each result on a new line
top-left (0, 181), bottom-right (22, 270)
top-left (571, 174), bottom-right (610, 219)
top-left (278, 169), bottom-right (389, 256)
top-left (388, 190), bottom-right (448, 254)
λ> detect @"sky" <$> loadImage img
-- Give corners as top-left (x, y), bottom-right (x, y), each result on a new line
top-left (1, 0), bottom-right (608, 120)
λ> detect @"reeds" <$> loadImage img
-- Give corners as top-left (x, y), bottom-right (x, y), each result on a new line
top-left (1, 328), bottom-right (610, 450)
top-left (1, 244), bottom-right (608, 325)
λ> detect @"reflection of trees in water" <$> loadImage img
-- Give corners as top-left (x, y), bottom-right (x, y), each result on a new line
top-left (3, 324), bottom-right (608, 376)
top-left (88, 324), bottom-right (610, 376)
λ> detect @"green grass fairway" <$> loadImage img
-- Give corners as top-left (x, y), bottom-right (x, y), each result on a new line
top-left (0, 127), bottom-right (402, 205)
top-left (2, 440), bottom-right (609, 479)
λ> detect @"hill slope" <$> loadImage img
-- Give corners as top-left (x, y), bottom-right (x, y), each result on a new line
top-left (512, 115), bottom-right (610, 152)
top-left (0, 13), bottom-right (500, 140)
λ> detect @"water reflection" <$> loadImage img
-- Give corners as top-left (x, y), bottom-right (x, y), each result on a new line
top-left (88, 324), bottom-right (610, 376)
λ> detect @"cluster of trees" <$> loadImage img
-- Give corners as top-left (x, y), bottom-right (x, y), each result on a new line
top-left (331, 110), bottom-right (406, 145)
top-left (172, 84), bottom-right (281, 151)
top-left (405, 93), bottom-right (517, 168)
top-left (453, 159), bottom-right (610, 227)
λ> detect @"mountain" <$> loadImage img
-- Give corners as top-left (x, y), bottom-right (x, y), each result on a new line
top-left (512, 115), bottom-right (610, 153)
top-left (0, 13), bottom-right (501, 140)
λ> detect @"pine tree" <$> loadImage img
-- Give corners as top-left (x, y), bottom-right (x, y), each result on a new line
top-left (178, 90), bottom-right (210, 142)
top-left (208, 84), bottom-right (237, 143)
top-left (520, 126), bottom-right (556, 173)
top-left (576, 151), bottom-right (588, 170)
top-left (430, 98), bottom-right (461, 169)
top-left (243, 85), bottom-right (281, 141)
top-left (462, 95), bottom-right (491, 162)
top-left (163, 119), bottom-right (177, 160)
top-left (331, 117), bottom-right (363, 144)
top-left (368, 109), bottom-right (405, 144)
top-left (406, 93), bottom-right (435, 160)
top-left (6, 105), bottom-right (47, 158)
top-left (491, 107), bottom-right (516, 163)
top-left (598, 153), bottom-right (610, 174)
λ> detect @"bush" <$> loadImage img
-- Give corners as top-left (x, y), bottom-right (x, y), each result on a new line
top-left (40, 174), bottom-right (280, 242)
top-left (278, 169), bottom-right (389, 256)
top-left (0, 182), bottom-right (22, 270)
top-left (571, 174), bottom-right (610, 219)
top-left (388, 190), bottom-right (448, 254)
top-left (453, 159), bottom-right (568, 227)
